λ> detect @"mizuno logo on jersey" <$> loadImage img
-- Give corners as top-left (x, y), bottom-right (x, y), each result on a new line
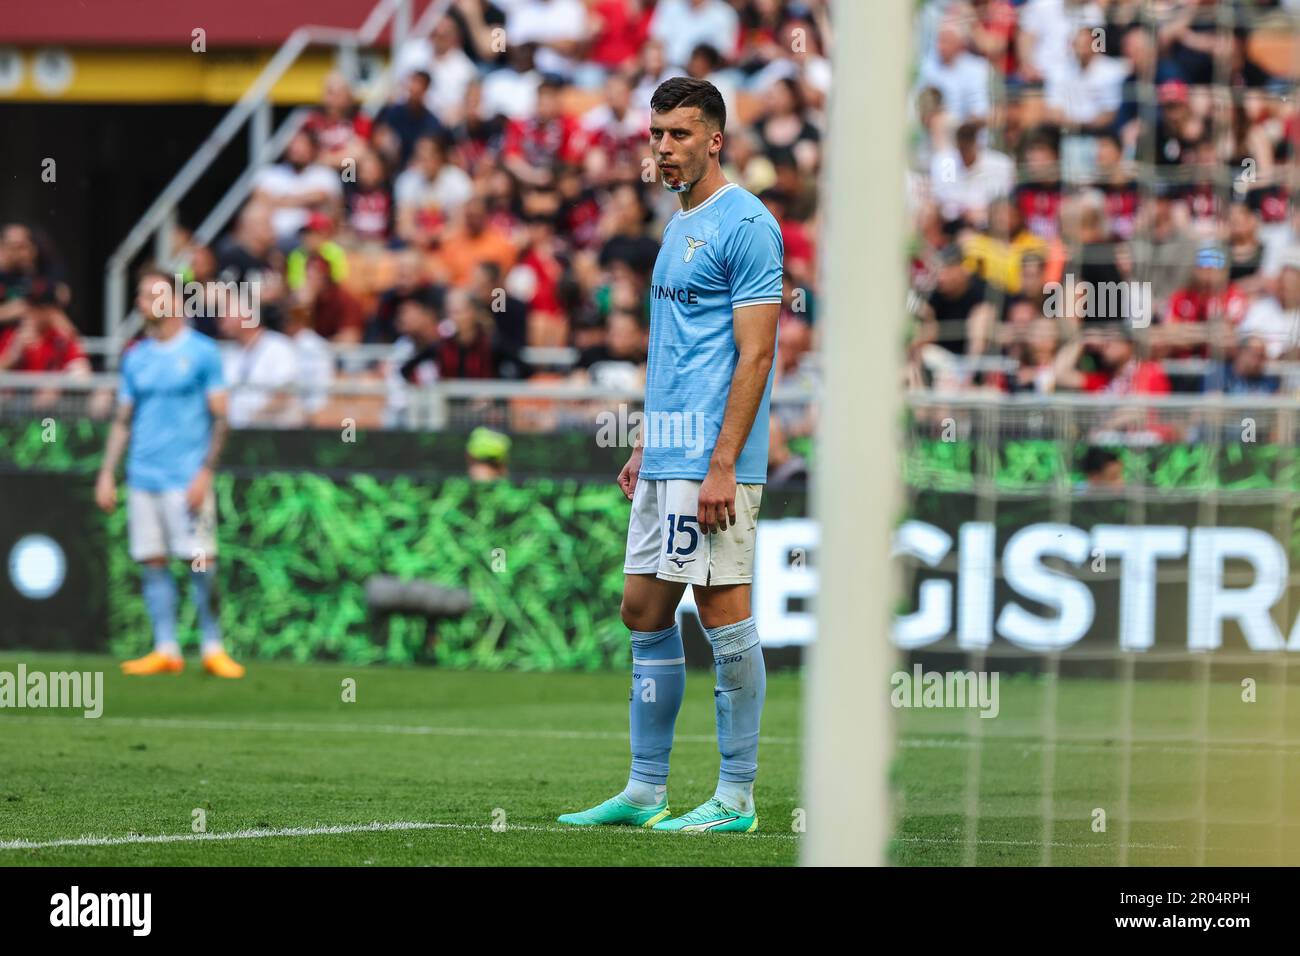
top-left (683, 236), bottom-right (707, 262)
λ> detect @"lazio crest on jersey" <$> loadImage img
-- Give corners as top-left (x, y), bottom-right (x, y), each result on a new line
top-left (641, 182), bottom-right (785, 485)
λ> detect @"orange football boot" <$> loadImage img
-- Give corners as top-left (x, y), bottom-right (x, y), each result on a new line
top-left (202, 650), bottom-right (246, 679)
top-left (120, 650), bottom-right (184, 675)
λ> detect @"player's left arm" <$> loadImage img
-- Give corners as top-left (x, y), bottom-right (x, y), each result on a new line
top-left (698, 301), bottom-right (780, 534)
top-left (697, 211), bottom-right (784, 534)
top-left (187, 347), bottom-right (229, 512)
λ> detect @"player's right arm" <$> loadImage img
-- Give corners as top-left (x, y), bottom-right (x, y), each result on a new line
top-left (96, 399), bottom-right (131, 513)
top-left (97, 355), bottom-right (136, 513)
top-left (617, 428), bottom-right (642, 501)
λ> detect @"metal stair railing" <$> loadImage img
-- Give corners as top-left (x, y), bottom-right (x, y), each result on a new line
top-left (101, 0), bottom-right (452, 365)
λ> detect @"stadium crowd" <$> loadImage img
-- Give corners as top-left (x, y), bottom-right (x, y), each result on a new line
top-left (15, 0), bottom-right (1300, 449)
top-left (909, 0), bottom-right (1300, 408)
top-left (0, 0), bottom-right (827, 453)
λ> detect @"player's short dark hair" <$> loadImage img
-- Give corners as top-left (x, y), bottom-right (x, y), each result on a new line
top-left (650, 77), bottom-right (726, 132)
top-left (134, 260), bottom-right (170, 288)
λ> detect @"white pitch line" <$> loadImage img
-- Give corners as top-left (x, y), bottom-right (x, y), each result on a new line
top-left (0, 820), bottom-right (799, 851)
top-left (895, 835), bottom-right (1288, 854)
top-left (2, 715), bottom-right (1295, 757)
top-left (897, 735), bottom-right (1300, 757)
top-left (2, 825), bottom-right (1249, 856)
top-left (895, 835), bottom-right (1184, 852)
top-left (0, 714), bottom-right (801, 745)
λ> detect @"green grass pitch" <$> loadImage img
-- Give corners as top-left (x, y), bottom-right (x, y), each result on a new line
top-left (2, 653), bottom-right (1299, 865)
top-left (0, 652), bottom-right (802, 866)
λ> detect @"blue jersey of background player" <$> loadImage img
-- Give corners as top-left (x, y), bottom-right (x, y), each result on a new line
top-left (558, 77), bottom-right (782, 834)
top-left (95, 265), bottom-right (244, 678)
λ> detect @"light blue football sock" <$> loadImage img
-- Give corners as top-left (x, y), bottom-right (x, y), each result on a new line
top-left (706, 617), bottom-right (766, 814)
top-left (189, 568), bottom-right (224, 656)
top-left (624, 624), bottom-right (686, 806)
top-left (141, 564), bottom-right (180, 656)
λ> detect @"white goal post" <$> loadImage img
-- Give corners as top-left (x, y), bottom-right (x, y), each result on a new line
top-left (801, 0), bottom-right (907, 866)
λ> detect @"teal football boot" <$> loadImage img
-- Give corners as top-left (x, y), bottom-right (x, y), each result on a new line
top-left (557, 793), bottom-right (671, 828)
top-left (652, 798), bottom-right (757, 833)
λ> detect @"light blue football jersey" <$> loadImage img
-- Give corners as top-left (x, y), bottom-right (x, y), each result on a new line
top-left (641, 182), bottom-right (784, 484)
top-left (117, 328), bottom-right (226, 491)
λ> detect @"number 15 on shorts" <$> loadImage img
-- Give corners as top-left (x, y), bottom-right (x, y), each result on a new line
top-left (665, 513), bottom-right (699, 556)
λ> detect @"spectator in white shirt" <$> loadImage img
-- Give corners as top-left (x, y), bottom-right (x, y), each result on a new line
top-left (393, 135), bottom-right (475, 245)
top-left (649, 0), bottom-right (739, 69)
top-left (396, 17), bottom-right (480, 126)
top-left (506, 0), bottom-right (588, 79)
top-left (282, 304), bottom-right (335, 420)
top-left (631, 39), bottom-right (675, 115)
top-left (252, 129), bottom-right (343, 246)
top-left (219, 311), bottom-right (302, 428)
top-left (914, 19), bottom-right (990, 126)
top-left (929, 122), bottom-right (1015, 227)
top-left (1239, 253), bottom-right (1300, 359)
top-left (481, 43), bottom-right (543, 120)
top-left (1017, 0), bottom-right (1104, 86)
top-left (1045, 24), bottom-right (1129, 129)
top-left (582, 71), bottom-right (649, 141)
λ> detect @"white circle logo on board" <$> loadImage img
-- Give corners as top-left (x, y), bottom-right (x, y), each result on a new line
top-left (9, 534), bottom-right (67, 600)
top-left (32, 48), bottom-right (73, 96)
top-left (0, 47), bottom-right (22, 95)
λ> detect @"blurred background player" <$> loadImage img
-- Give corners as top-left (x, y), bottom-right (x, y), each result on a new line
top-left (558, 78), bottom-right (782, 834)
top-left (94, 265), bottom-right (244, 678)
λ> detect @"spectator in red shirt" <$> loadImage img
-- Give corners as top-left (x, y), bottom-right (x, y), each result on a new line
top-left (503, 78), bottom-right (586, 186)
top-left (511, 213), bottom-right (567, 339)
top-left (0, 281), bottom-right (90, 375)
top-left (1161, 244), bottom-right (1249, 357)
top-left (970, 0), bottom-right (1018, 77)
top-left (400, 287), bottom-right (496, 382)
top-left (0, 223), bottom-right (71, 323)
top-left (581, 72), bottom-right (650, 182)
top-left (304, 72), bottom-right (374, 169)
top-left (1056, 327), bottom-right (1177, 440)
top-left (343, 150), bottom-right (394, 244)
top-left (588, 0), bottom-right (652, 71)
top-left (296, 256), bottom-right (365, 343)
top-left (1055, 327), bottom-right (1171, 397)
top-left (0, 281), bottom-right (90, 412)
top-left (1014, 134), bottom-right (1063, 241)
top-left (447, 80), bottom-right (508, 174)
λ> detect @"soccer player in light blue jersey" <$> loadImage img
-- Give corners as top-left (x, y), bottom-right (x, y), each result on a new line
top-left (95, 265), bottom-right (244, 678)
top-left (559, 78), bottom-right (782, 833)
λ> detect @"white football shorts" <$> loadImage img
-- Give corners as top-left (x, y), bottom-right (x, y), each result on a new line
top-left (127, 486), bottom-right (218, 563)
top-left (623, 478), bottom-right (762, 586)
